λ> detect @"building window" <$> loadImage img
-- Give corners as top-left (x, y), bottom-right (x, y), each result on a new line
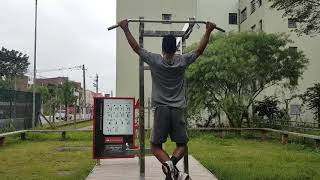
top-left (251, 0), bottom-right (256, 14)
top-left (241, 8), bottom-right (247, 23)
top-left (259, 19), bottom-right (263, 32)
top-left (258, 0), bottom-right (262, 7)
top-left (251, 24), bottom-right (256, 31)
top-left (229, 13), bottom-right (238, 25)
top-left (290, 104), bottom-right (301, 115)
top-left (288, 18), bottom-right (297, 28)
top-left (162, 14), bottom-right (172, 24)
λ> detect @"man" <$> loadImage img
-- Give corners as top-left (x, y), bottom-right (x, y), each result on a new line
top-left (118, 19), bottom-right (216, 180)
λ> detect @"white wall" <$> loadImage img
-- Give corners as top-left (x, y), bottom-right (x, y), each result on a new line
top-left (116, 0), bottom-right (197, 128)
top-left (184, 0), bottom-right (239, 47)
top-left (116, 0), bottom-right (197, 99)
top-left (239, 0), bottom-right (265, 31)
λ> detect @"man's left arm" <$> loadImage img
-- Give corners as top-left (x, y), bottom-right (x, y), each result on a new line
top-left (183, 22), bottom-right (216, 65)
top-left (194, 22), bottom-right (216, 57)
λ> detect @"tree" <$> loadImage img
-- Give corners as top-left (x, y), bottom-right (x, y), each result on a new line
top-left (0, 79), bottom-right (14, 90)
top-left (58, 80), bottom-right (77, 120)
top-left (39, 84), bottom-right (61, 121)
top-left (35, 85), bottom-right (50, 103)
top-left (29, 85), bottom-right (50, 113)
top-left (254, 96), bottom-right (280, 120)
top-left (46, 85), bottom-right (60, 120)
top-left (268, 0), bottom-right (320, 36)
top-left (187, 32), bottom-right (308, 128)
top-left (0, 47), bottom-right (30, 78)
top-left (301, 83), bottom-right (320, 128)
top-left (253, 96), bottom-right (290, 128)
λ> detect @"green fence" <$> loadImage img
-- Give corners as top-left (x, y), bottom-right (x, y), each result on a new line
top-left (0, 89), bottom-right (41, 132)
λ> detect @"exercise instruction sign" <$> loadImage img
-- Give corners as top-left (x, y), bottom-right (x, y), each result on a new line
top-left (93, 97), bottom-right (136, 159)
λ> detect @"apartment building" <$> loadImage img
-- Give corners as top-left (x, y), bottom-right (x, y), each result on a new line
top-left (239, 0), bottom-right (320, 121)
top-left (116, 0), bottom-right (320, 125)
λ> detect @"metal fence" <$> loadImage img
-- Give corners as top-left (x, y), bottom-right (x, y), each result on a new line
top-left (0, 89), bottom-right (41, 132)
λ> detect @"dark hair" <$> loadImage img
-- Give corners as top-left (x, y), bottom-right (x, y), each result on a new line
top-left (162, 35), bottom-right (177, 54)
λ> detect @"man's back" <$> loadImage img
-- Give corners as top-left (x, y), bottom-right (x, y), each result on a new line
top-left (140, 49), bottom-right (197, 108)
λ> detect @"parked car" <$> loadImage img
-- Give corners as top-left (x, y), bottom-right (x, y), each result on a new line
top-left (55, 110), bottom-right (73, 120)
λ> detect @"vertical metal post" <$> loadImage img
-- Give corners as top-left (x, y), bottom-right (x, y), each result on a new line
top-left (148, 97), bottom-right (151, 129)
top-left (96, 159), bottom-right (101, 166)
top-left (32, 0), bottom-right (38, 127)
top-left (82, 65), bottom-right (86, 119)
top-left (238, 0), bottom-right (241, 32)
top-left (182, 38), bottom-right (189, 174)
top-left (95, 74), bottom-right (99, 94)
top-left (139, 17), bottom-right (145, 178)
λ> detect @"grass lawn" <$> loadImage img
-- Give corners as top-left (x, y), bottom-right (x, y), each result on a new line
top-left (1, 124), bottom-right (320, 180)
top-left (164, 133), bottom-right (320, 180)
top-left (0, 121), bottom-right (95, 180)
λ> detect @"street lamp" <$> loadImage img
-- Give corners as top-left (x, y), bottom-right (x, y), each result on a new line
top-left (32, 0), bottom-right (38, 127)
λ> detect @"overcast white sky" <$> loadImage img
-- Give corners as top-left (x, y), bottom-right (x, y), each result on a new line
top-left (0, 0), bottom-right (116, 95)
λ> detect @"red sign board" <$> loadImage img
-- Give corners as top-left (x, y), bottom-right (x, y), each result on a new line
top-left (93, 97), bottom-right (137, 159)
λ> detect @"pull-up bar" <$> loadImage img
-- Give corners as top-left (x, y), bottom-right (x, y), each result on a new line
top-left (108, 19), bottom-right (226, 32)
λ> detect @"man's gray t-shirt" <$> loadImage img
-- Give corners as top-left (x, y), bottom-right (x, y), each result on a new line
top-left (140, 49), bottom-right (198, 108)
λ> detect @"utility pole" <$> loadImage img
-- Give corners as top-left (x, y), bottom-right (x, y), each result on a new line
top-left (238, 0), bottom-right (241, 32)
top-left (32, 0), bottom-right (38, 127)
top-left (95, 74), bottom-right (99, 94)
top-left (82, 64), bottom-right (86, 120)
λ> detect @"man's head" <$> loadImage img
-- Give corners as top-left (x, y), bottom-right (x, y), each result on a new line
top-left (162, 35), bottom-right (177, 55)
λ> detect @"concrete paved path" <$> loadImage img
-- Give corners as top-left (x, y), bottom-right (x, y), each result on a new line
top-left (86, 155), bottom-right (218, 180)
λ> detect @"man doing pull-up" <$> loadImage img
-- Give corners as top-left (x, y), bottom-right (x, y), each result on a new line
top-left (118, 19), bottom-right (216, 180)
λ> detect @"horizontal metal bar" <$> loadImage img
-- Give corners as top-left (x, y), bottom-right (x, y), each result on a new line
top-left (0, 130), bottom-right (28, 137)
top-left (127, 19), bottom-right (207, 24)
top-left (107, 19), bottom-right (226, 32)
top-left (107, 24), bottom-right (119, 31)
top-left (28, 129), bottom-right (92, 133)
top-left (143, 30), bottom-right (185, 37)
top-left (108, 19), bottom-right (203, 31)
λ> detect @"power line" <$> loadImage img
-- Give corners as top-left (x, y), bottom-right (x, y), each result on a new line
top-left (40, 66), bottom-right (82, 73)
top-left (28, 65), bottom-right (83, 73)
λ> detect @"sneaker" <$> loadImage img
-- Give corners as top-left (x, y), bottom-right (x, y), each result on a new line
top-left (162, 161), bottom-right (176, 180)
top-left (177, 171), bottom-right (191, 180)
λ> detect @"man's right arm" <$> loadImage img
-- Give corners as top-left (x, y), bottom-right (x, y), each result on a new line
top-left (119, 19), bottom-right (142, 56)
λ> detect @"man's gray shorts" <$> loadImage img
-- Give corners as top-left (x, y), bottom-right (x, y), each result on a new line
top-left (151, 106), bottom-right (189, 144)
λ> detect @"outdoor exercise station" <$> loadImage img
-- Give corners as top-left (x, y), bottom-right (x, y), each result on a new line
top-left (88, 18), bottom-right (225, 179)
top-left (87, 18), bottom-right (320, 180)
top-left (1, 0), bottom-right (320, 179)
